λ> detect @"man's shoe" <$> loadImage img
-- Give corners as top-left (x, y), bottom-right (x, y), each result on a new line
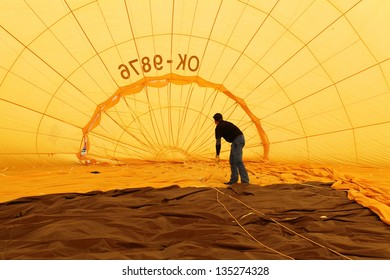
top-left (224, 181), bottom-right (237, 185)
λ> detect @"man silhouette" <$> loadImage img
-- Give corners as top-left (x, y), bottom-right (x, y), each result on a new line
top-left (213, 113), bottom-right (249, 185)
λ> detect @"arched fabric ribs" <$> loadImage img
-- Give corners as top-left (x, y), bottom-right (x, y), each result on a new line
top-left (77, 73), bottom-right (270, 162)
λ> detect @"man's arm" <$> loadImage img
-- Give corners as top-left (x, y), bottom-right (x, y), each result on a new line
top-left (216, 138), bottom-right (221, 156)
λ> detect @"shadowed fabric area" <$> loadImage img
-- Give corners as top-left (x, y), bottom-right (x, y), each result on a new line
top-left (1, 182), bottom-right (389, 260)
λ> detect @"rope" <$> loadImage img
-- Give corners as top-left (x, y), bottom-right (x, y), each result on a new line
top-left (212, 186), bottom-right (353, 260)
top-left (215, 189), bottom-right (294, 259)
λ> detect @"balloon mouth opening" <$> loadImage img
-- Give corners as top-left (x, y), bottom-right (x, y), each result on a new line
top-left (77, 74), bottom-right (270, 165)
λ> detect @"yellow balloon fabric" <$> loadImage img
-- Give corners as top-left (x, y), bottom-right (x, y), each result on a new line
top-left (1, 1), bottom-right (390, 223)
top-left (1, 0), bottom-right (390, 167)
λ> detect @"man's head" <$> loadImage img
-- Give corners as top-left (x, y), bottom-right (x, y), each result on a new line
top-left (213, 113), bottom-right (223, 123)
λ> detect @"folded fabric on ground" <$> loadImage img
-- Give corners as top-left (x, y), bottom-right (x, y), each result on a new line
top-left (1, 182), bottom-right (389, 260)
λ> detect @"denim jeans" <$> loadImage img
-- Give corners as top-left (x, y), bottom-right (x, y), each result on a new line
top-left (229, 134), bottom-right (249, 183)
